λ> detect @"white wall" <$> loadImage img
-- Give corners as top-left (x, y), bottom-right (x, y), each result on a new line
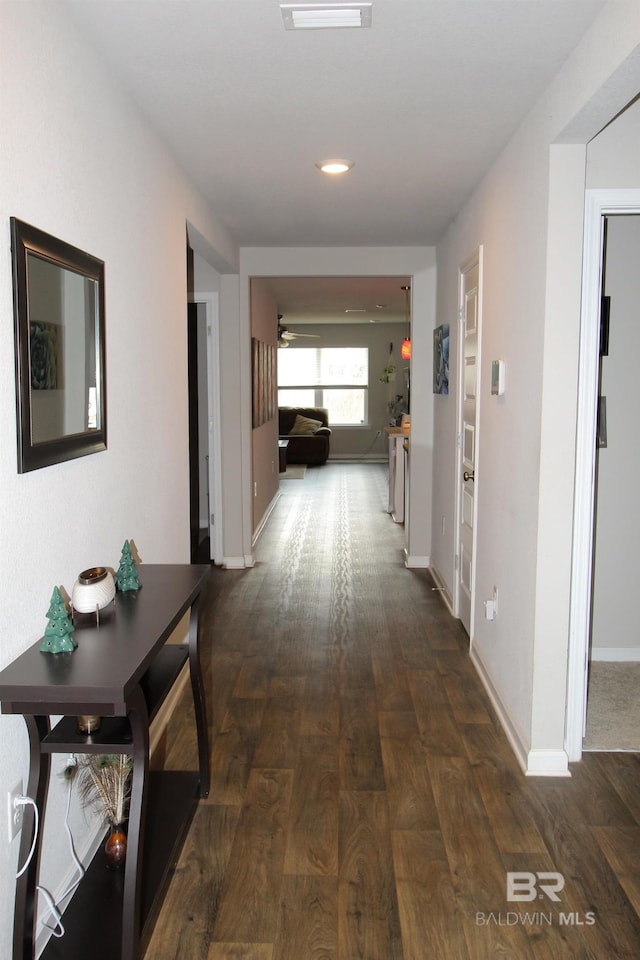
top-left (0, 4), bottom-right (238, 954)
top-left (432, 3), bottom-right (640, 773)
top-left (587, 95), bottom-right (640, 189)
top-left (240, 247), bottom-right (436, 567)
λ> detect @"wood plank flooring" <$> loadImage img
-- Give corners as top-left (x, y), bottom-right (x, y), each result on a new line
top-left (145, 463), bottom-right (640, 959)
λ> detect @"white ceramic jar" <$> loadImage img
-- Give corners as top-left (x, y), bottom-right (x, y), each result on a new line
top-left (71, 567), bottom-right (116, 614)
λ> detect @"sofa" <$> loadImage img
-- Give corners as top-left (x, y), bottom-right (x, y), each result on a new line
top-left (278, 407), bottom-right (331, 465)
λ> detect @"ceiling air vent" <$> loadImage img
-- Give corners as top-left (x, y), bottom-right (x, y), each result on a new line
top-left (280, 3), bottom-right (373, 30)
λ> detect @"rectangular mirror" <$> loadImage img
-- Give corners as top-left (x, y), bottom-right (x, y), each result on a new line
top-left (11, 218), bottom-right (107, 472)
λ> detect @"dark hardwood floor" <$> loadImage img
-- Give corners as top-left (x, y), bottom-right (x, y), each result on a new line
top-left (146, 462), bottom-right (640, 959)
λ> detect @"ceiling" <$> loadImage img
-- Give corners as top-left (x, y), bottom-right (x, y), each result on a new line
top-left (264, 275), bottom-right (411, 324)
top-left (67, 0), bottom-right (605, 250)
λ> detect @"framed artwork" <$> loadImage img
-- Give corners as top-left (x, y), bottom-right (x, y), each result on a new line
top-left (252, 338), bottom-right (260, 426)
top-left (267, 343), bottom-right (276, 419)
top-left (433, 323), bottom-right (450, 395)
top-left (252, 338), bottom-right (276, 428)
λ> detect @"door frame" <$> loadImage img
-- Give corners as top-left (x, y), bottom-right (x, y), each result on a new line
top-left (454, 246), bottom-right (483, 642)
top-left (566, 189), bottom-right (640, 761)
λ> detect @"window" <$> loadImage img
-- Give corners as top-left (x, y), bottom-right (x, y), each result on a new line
top-left (278, 347), bottom-right (369, 425)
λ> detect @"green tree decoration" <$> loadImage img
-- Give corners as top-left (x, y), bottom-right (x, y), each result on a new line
top-left (40, 586), bottom-right (77, 654)
top-left (116, 540), bottom-right (141, 592)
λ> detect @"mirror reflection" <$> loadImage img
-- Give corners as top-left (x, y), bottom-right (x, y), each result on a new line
top-left (27, 254), bottom-right (101, 443)
top-left (11, 218), bottom-right (107, 473)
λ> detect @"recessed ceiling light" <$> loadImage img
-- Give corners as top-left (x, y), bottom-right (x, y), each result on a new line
top-left (281, 3), bottom-right (372, 30)
top-left (345, 308), bottom-right (366, 313)
top-left (316, 159), bottom-right (355, 175)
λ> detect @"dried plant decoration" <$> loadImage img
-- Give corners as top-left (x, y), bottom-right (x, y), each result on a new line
top-left (74, 754), bottom-right (133, 827)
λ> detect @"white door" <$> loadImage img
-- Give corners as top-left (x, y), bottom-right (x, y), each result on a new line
top-left (456, 252), bottom-right (482, 637)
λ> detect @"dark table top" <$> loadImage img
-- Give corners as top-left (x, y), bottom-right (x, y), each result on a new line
top-left (0, 564), bottom-right (211, 716)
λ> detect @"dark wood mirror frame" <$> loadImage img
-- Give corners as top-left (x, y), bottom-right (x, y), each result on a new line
top-left (11, 218), bottom-right (107, 473)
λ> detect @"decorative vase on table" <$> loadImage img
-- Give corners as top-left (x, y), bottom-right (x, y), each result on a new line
top-left (71, 567), bottom-right (116, 622)
top-left (73, 753), bottom-right (133, 868)
top-left (104, 823), bottom-right (127, 868)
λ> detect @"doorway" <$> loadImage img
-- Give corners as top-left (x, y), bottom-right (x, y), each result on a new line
top-left (187, 295), bottom-right (222, 565)
top-left (567, 191), bottom-right (640, 760)
top-left (455, 249), bottom-right (483, 638)
top-left (188, 301), bottom-right (209, 562)
top-left (583, 214), bottom-right (640, 750)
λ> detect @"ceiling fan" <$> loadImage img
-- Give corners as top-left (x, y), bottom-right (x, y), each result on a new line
top-left (277, 322), bottom-right (320, 348)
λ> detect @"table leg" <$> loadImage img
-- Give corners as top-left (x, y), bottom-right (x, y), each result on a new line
top-left (121, 687), bottom-right (149, 960)
top-left (188, 596), bottom-right (210, 798)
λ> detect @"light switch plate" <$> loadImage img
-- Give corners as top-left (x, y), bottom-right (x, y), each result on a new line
top-left (491, 359), bottom-right (505, 396)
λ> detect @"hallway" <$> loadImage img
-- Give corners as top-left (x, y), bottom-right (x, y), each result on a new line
top-left (147, 463), bottom-right (640, 959)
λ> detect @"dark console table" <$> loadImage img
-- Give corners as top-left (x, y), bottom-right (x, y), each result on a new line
top-left (0, 564), bottom-right (211, 960)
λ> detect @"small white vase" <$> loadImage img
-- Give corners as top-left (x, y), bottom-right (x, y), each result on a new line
top-left (72, 567), bottom-right (116, 614)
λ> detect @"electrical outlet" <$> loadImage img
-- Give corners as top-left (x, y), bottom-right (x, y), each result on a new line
top-left (485, 586), bottom-right (499, 621)
top-left (7, 781), bottom-right (24, 842)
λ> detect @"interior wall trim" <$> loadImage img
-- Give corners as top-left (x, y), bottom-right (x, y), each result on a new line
top-left (427, 563), bottom-right (454, 614)
top-left (403, 551), bottom-right (430, 568)
top-left (223, 556), bottom-right (252, 569)
top-left (525, 750), bottom-right (571, 778)
top-left (591, 647), bottom-right (640, 662)
top-left (252, 491), bottom-right (281, 548)
top-left (470, 645), bottom-right (531, 776)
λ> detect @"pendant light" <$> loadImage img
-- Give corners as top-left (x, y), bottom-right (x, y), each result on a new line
top-left (400, 284), bottom-right (411, 360)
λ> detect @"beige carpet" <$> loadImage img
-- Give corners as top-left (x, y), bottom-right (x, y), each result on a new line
top-left (583, 661), bottom-right (640, 751)
top-left (280, 464), bottom-right (307, 480)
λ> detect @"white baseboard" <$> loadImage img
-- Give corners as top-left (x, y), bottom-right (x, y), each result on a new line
top-left (525, 749), bottom-right (570, 777)
top-left (222, 556), bottom-right (249, 569)
top-left (403, 550), bottom-right (430, 568)
top-left (470, 645), bottom-right (530, 774)
top-left (328, 455), bottom-right (388, 462)
top-left (252, 491), bottom-right (280, 550)
top-left (427, 564), bottom-right (454, 614)
top-left (470, 645), bottom-right (569, 776)
top-left (222, 553), bottom-right (257, 569)
top-left (591, 647), bottom-right (640, 662)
